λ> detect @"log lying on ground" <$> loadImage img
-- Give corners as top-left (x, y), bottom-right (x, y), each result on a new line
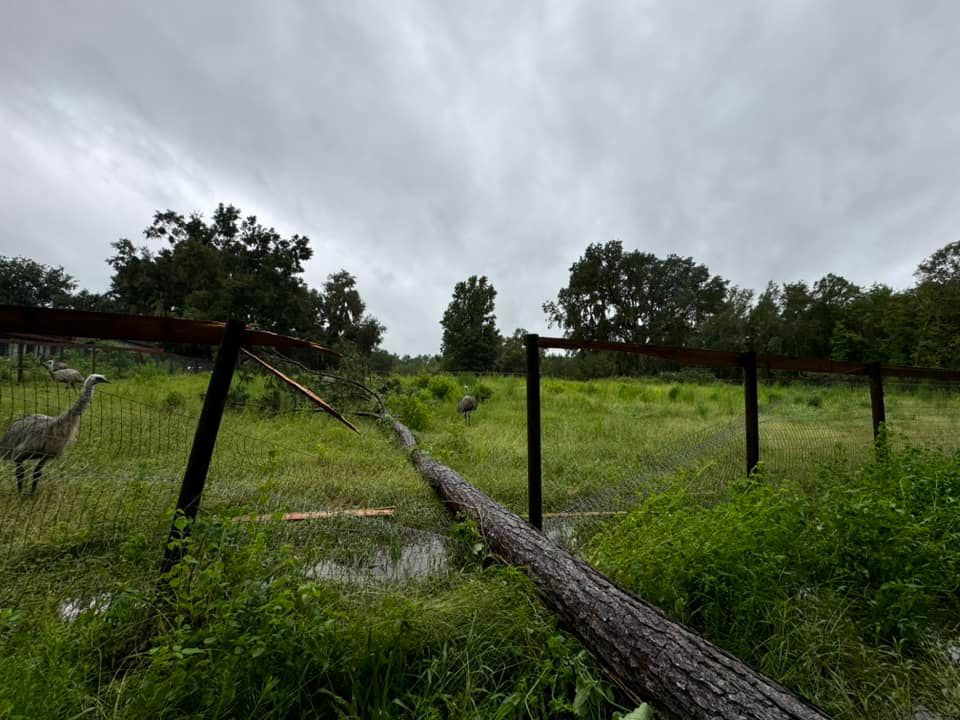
top-left (389, 417), bottom-right (830, 720)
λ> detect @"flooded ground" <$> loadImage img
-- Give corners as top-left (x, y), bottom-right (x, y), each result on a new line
top-left (306, 533), bottom-right (449, 585)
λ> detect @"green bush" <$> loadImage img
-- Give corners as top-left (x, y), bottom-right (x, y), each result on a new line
top-left (427, 375), bottom-right (459, 401)
top-left (390, 391), bottom-right (432, 431)
top-left (473, 381), bottom-right (493, 402)
top-left (588, 443), bottom-right (960, 719)
top-left (163, 391), bottom-right (185, 411)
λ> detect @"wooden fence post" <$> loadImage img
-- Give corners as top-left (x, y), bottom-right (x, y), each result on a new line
top-left (525, 333), bottom-right (543, 531)
top-left (161, 319), bottom-right (245, 574)
top-left (741, 351), bottom-right (760, 475)
top-left (867, 362), bottom-right (886, 441)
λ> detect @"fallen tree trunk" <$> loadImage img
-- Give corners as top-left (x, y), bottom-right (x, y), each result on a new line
top-left (389, 418), bottom-right (830, 720)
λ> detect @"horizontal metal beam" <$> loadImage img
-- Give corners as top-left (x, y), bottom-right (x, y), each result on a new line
top-left (0, 305), bottom-right (338, 355)
top-left (537, 336), bottom-right (960, 383)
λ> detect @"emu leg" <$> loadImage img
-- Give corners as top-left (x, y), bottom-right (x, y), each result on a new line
top-left (30, 458), bottom-right (46, 494)
top-left (15, 462), bottom-right (24, 494)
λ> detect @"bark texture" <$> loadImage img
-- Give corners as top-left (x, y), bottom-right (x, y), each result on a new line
top-left (390, 418), bottom-right (831, 720)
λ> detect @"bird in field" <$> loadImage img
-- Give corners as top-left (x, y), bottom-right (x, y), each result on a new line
top-left (457, 388), bottom-right (478, 424)
top-left (45, 360), bottom-right (84, 390)
top-left (0, 373), bottom-right (109, 494)
top-left (48, 359), bottom-right (70, 371)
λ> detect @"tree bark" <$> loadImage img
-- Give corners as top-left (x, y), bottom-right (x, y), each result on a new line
top-left (389, 418), bottom-right (830, 720)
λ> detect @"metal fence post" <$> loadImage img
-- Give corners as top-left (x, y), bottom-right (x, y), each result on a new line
top-left (867, 362), bottom-right (886, 441)
top-left (161, 319), bottom-right (245, 574)
top-left (525, 333), bottom-right (543, 531)
top-left (741, 351), bottom-right (760, 475)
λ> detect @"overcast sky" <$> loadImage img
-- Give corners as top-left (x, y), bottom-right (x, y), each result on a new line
top-left (2, 1), bottom-right (959, 355)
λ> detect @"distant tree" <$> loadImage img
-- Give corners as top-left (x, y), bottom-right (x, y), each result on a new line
top-left (106, 204), bottom-right (384, 351)
top-left (67, 289), bottom-right (118, 313)
top-left (544, 241), bottom-right (728, 347)
top-left (441, 275), bottom-right (501, 371)
top-left (0, 256), bottom-right (76, 307)
top-left (316, 270), bottom-right (384, 353)
top-left (496, 328), bottom-right (531, 374)
top-left (108, 204), bottom-right (316, 333)
top-left (912, 241), bottom-right (960, 367)
top-left (831, 285), bottom-right (917, 365)
top-left (697, 287), bottom-right (754, 351)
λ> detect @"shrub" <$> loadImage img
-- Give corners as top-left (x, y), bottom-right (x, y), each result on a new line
top-left (390, 391), bottom-right (431, 431)
top-left (473, 381), bottom-right (493, 402)
top-left (163, 391), bottom-right (185, 411)
top-left (588, 444), bottom-right (960, 719)
top-left (427, 375), bottom-right (459, 401)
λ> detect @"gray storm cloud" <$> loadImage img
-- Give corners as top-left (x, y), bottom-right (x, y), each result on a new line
top-left (1, 0), bottom-right (958, 354)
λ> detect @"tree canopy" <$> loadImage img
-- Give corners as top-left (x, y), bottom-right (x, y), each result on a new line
top-left (440, 275), bottom-right (501, 371)
top-left (0, 257), bottom-right (76, 308)
top-left (544, 241), bottom-right (728, 346)
top-left (106, 204), bottom-right (383, 351)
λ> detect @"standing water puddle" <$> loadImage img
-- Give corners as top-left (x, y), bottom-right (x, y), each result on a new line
top-left (306, 535), bottom-right (449, 585)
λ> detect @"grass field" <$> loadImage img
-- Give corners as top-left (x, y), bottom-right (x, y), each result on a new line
top-left (1, 363), bottom-right (959, 718)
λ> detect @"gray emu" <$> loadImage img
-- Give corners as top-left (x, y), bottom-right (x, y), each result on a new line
top-left (45, 360), bottom-right (84, 390)
top-left (0, 374), bottom-right (109, 494)
top-left (457, 390), bottom-right (478, 424)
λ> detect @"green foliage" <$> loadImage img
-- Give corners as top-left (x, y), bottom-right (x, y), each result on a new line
top-left (0, 256), bottom-right (76, 307)
top-left (0, 519), bottom-right (617, 719)
top-left (473, 381), bottom-right (493, 402)
top-left (543, 240), bottom-right (728, 350)
top-left (441, 275), bottom-right (501, 372)
top-left (162, 390), bottom-right (185, 411)
top-left (588, 444), bottom-right (960, 719)
top-left (391, 391), bottom-right (432, 431)
top-left (105, 204), bottom-right (383, 351)
top-left (427, 375), bottom-right (459, 401)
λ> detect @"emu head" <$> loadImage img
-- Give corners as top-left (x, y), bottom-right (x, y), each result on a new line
top-left (84, 374), bottom-right (110, 390)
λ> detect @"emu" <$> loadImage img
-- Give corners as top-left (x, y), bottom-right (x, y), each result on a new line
top-left (457, 390), bottom-right (478, 424)
top-left (0, 374), bottom-right (109, 494)
top-left (45, 360), bottom-right (84, 390)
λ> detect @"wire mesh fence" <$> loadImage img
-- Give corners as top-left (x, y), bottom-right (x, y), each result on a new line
top-left (536, 365), bottom-right (960, 551)
top-left (0, 353), bottom-right (460, 616)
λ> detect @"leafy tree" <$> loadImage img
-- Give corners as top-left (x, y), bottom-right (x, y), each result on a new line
top-left (831, 285), bottom-right (917, 364)
top-left (544, 241), bottom-right (728, 346)
top-left (316, 271), bottom-right (384, 353)
top-left (108, 204), bottom-right (315, 333)
top-left (106, 204), bottom-right (384, 351)
top-left (697, 287), bottom-right (753, 351)
top-left (913, 241), bottom-right (960, 367)
top-left (0, 257), bottom-right (76, 307)
top-left (441, 275), bottom-right (501, 371)
top-left (497, 328), bottom-right (532, 374)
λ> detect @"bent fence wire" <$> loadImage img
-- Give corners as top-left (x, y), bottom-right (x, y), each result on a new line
top-left (0, 362), bottom-right (457, 614)
top-left (542, 368), bottom-right (960, 550)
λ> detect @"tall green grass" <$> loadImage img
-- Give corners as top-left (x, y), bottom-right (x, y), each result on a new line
top-left (587, 439), bottom-right (960, 719)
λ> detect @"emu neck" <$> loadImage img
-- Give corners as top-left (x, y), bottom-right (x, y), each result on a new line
top-left (56, 382), bottom-right (97, 426)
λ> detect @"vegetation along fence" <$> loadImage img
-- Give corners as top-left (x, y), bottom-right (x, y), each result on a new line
top-left (0, 306), bottom-right (381, 576)
top-left (523, 333), bottom-right (960, 531)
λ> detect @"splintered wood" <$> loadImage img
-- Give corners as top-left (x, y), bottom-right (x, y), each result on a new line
top-left (231, 507), bottom-right (395, 523)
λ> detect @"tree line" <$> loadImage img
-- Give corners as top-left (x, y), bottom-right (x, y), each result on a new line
top-left (4, 202), bottom-right (960, 375)
top-left (1, 204), bottom-right (385, 363)
top-left (440, 239), bottom-right (960, 375)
